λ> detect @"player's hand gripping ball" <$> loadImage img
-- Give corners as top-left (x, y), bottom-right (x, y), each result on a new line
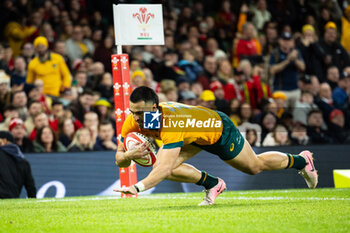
top-left (124, 132), bottom-right (157, 167)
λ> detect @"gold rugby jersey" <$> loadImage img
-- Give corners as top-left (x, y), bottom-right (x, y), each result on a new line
top-left (121, 102), bottom-right (223, 149)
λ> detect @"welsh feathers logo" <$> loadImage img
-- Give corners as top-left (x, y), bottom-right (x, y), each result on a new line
top-left (132, 7), bottom-right (154, 40)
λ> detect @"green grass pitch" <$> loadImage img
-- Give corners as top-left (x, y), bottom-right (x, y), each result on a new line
top-left (1, 188), bottom-right (349, 233)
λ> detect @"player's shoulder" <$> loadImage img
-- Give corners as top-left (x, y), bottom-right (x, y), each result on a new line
top-left (124, 114), bottom-right (135, 123)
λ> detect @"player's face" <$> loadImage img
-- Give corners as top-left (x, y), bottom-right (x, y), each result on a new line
top-left (130, 101), bottom-right (157, 128)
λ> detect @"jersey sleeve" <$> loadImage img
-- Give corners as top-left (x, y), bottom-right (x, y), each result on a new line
top-left (160, 131), bottom-right (184, 149)
top-left (120, 114), bottom-right (140, 143)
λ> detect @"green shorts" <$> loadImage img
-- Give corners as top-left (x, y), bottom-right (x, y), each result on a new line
top-left (191, 111), bottom-right (244, 160)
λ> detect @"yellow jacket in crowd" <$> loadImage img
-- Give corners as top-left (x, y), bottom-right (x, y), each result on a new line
top-left (26, 52), bottom-right (71, 97)
top-left (4, 22), bottom-right (36, 57)
top-left (341, 16), bottom-right (350, 52)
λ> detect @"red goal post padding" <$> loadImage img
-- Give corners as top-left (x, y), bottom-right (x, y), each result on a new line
top-left (111, 54), bottom-right (137, 198)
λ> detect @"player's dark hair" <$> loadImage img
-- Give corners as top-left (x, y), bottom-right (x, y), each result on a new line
top-left (130, 86), bottom-right (159, 107)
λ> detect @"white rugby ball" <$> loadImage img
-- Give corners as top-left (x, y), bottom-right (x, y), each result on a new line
top-left (123, 132), bottom-right (157, 167)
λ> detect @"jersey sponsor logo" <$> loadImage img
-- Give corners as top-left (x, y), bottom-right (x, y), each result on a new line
top-left (230, 143), bottom-right (234, 151)
top-left (162, 117), bottom-right (221, 129)
top-left (143, 110), bottom-right (161, 129)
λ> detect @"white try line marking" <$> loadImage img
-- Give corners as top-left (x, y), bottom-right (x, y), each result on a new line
top-left (32, 195), bottom-right (350, 203)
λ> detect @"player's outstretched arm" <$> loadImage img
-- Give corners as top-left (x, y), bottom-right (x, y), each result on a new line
top-left (114, 147), bottom-right (181, 194)
top-left (115, 141), bottom-right (150, 167)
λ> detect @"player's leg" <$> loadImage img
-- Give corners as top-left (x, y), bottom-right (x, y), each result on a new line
top-left (224, 139), bottom-right (289, 174)
top-left (225, 139), bottom-right (317, 188)
top-left (154, 144), bottom-right (211, 184)
top-left (161, 144), bottom-right (226, 205)
top-left (154, 144), bottom-right (226, 205)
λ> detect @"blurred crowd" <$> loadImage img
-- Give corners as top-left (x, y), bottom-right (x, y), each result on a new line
top-left (0, 0), bottom-right (350, 153)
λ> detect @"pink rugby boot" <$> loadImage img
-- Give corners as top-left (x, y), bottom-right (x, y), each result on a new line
top-left (198, 178), bottom-right (226, 206)
top-left (298, 150), bottom-right (318, 189)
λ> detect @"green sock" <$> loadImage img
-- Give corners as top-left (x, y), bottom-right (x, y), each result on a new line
top-left (285, 153), bottom-right (307, 170)
top-left (196, 171), bottom-right (219, 189)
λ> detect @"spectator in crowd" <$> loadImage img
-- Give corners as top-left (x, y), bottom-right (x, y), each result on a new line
top-left (191, 82), bottom-right (204, 98)
top-left (33, 79), bottom-right (52, 114)
top-left (73, 71), bottom-right (88, 94)
top-left (262, 124), bottom-right (291, 146)
top-left (164, 87), bottom-right (178, 102)
top-left (93, 98), bottom-right (115, 127)
top-left (69, 89), bottom-right (94, 123)
top-left (67, 127), bottom-right (94, 152)
top-left (293, 91), bottom-right (318, 125)
top-left (210, 80), bottom-right (229, 114)
top-left (332, 73), bottom-right (350, 109)
top-left (0, 105), bottom-right (19, 131)
top-left (296, 24), bottom-right (319, 76)
top-left (205, 38), bottom-right (227, 60)
top-left (237, 102), bottom-right (253, 126)
top-left (270, 32), bottom-right (305, 108)
top-left (94, 72), bottom-right (114, 102)
top-left (176, 76), bottom-right (191, 92)
top-left (178, 50), bottom-right (203, 83)
top-left (271, 91), bottom-right (287, 118)
top-left (130, 70), bottom-right (146, 91)
top-left (290, 122), bottom-right (310, 146)
top-left (250, 0), bottom-right (271, 31)
top-left (341, 6), bottom-right (350, 52)
top-left (58, 117), bottom-right (76, 148)
top-left (306, 109), bottom-right (334, 144)
top-left (93, 121), bottom-right (117, 151)
top-left (326, 66), bottom-right (340, 91)
top-left (11, 90), bottom-right (28, 120)
top-left (0, 131), bottom-right (36, 198)
top-left (20, 42), bottom-right (35, 66)
top-left (10, 56), bottom-right (27, 89)
top-left (29, 112), bottom-right (50, 141)
top-left (216, 59), bottom-right (233, 84)
top-left (26, 36), bottom-right (72, 97)
top-left (4, 16), bottom-right (36, 58)
top-left (65, 25), bottom-right (94, 62)
top-left (327, 109), bottom-right (350, 144)
top-left (9, 118), bottom-right (33, 153)
top-left (89, 62), bottom-right (105, 89)
top-left (235, 22), bottom-right (261, 64)
top-left (260, 111), bottom-right (278, 143)
top-left (315, 22), bottom-right (350, 82)
top-left (93, 35), bottom-right (114, 73)
top-left (53, 40), bottom-right (71, 71)
top-left (298, 74), bottom-right (313, 94)
top-left (245, 128), bottom-right (260, 147)
top-left (83, 111), bottom-right (99, 144)
top-left (23, 84), bottom-right (40, 103)
top-left (0, 71), bottom-right (11, 114)
top-left (198, 90), bottom-right (216, 110)
top-left (238, 60), bottom-right (271, 109)
top-left (228, 98), bottom-right (240, 125)
top-left (197, 56), bottom-right (217, 89)
top-left (24, 100), bottom-right (42, 134)
top-left (262, 21), bottom-right (279, 56)
top-left (179, 91), bottom-right (197, 106)
top-left (315, 82), bottom-right (336, 124)
top-left (33, 126), bottom-right (66, 153)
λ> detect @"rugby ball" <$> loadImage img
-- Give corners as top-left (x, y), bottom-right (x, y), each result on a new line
top-left (123, 132), bottom-right (157, 167)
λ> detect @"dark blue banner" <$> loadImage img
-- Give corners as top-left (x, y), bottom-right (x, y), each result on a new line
top-left (21, 145), bottom-right (350, 198)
